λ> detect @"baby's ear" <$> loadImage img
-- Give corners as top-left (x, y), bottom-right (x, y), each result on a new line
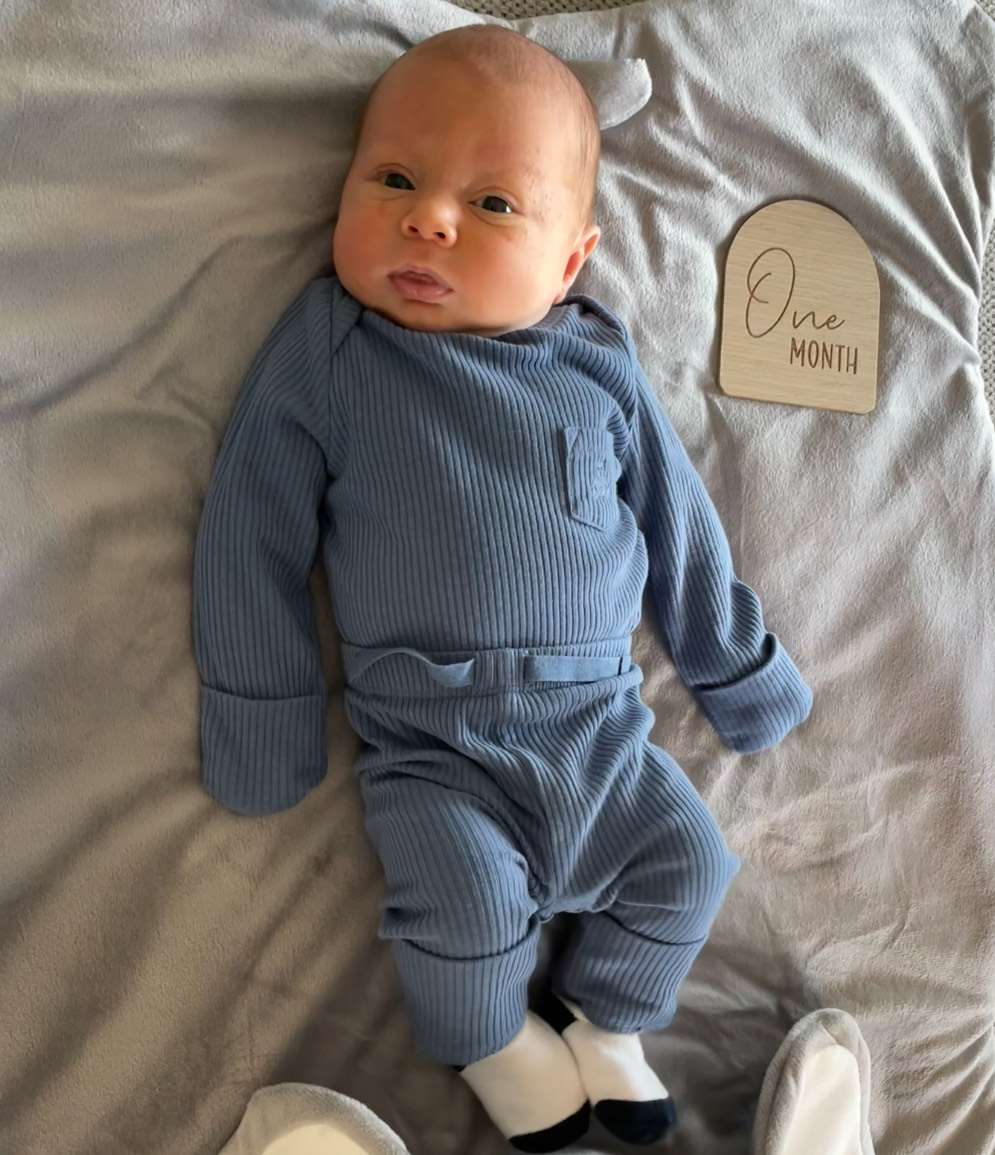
top-left (555, 226), bottom-right (601, 303)
top-left (564, 59), bottom-right (651, 130)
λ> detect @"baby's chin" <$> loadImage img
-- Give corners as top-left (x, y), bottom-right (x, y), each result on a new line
top-left (367, 297), bottom-right (539, 339)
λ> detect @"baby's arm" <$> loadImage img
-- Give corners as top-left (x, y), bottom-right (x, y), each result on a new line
top-left (618, 348), bottom-right (812, 754)
top-left (193, 283), bottom-right (334, 814)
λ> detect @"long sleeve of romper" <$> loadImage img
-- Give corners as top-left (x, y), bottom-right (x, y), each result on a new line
top-left (193, 284), bottom-right (334, 814)
top-left (618, 350), bottom-right (813, 754)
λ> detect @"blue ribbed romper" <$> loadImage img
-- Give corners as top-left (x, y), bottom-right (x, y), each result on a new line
top-left (193, 277), bottom-right (812, 1066)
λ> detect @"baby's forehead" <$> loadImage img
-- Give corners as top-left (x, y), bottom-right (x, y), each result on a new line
top-left (363, 86), bottom-right (568, 158)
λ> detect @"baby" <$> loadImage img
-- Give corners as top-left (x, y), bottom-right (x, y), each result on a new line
top-left (193, 25), bottom-right (812, 1153)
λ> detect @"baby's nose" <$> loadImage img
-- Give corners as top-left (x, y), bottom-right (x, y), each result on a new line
top-left (401, 204), bottom-right (456, 245)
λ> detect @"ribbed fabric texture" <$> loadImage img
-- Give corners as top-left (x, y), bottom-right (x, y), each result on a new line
top-left (345, 645), bottom-right (738, 1065)
top-left (193, 276), bottom-right (812, 815)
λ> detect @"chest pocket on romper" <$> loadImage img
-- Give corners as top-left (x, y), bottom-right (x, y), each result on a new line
top-left (562, 426), bottom-right (621, 530)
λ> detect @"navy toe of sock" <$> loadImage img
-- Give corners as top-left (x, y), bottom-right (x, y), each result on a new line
top-left (593, 1097), bottom-right (677, 1146)
top-left (510, 1102), bottom-right (591, 1153)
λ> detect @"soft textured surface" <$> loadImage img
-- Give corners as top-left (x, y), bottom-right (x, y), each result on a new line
top-left (752, 1009), bottom-right (875, 1155)
top-left (219, 1085), bottom-right (409, 1155)
top-left (1, 3), bottom-right (993, 1155)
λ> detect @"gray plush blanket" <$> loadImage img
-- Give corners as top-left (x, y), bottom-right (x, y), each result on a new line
top-left (2, 1), bottom-right (993, 1153)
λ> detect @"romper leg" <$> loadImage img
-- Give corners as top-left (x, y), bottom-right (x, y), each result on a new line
top-left (360, 765), bottom-right (541, 1067)
top-left (553, 745), bottom-right (739, 1035)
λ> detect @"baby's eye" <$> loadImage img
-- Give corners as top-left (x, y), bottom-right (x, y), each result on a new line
top-left (476, 195), bottom-right (512, 215)
top-left (380, 172), bottom-right (414, 190)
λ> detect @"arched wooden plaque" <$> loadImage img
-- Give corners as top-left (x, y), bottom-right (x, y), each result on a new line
top-left (719, 200), bottom-right (880, 414)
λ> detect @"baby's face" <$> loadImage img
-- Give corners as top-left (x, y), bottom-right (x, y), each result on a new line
top-left (333, 54), bottom-right (599, 337)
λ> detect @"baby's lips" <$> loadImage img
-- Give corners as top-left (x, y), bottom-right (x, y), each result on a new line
top-left (388, 269), bottom-right (453, 302)
top-left (390, 263), bottom-right (452, 289)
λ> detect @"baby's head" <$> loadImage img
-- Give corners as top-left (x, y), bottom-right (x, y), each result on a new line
top-left (332, 26), bottom-right (601, 337)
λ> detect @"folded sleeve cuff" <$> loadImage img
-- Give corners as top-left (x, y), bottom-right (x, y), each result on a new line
top-left (693, 635), bottom-right (813, 754)
top-left (201, 686), bottom-right (327, 814)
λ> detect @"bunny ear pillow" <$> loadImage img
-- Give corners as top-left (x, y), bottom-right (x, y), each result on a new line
top-left (2, 2), bottom-right (994, 1155)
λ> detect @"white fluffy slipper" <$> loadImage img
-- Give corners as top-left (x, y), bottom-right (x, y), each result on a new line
top-left (217, 1083), bottom-right (409, 1155)
top-left (752, 1009), bottom-right (875, 1155)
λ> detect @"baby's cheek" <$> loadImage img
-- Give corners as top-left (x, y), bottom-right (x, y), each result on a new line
top-left (334, 210), bottom-right (380, 278)
top-left (356, 201), bottom-right (396, 229)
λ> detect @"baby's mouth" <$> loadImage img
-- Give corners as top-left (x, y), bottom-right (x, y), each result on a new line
top-left (388, 265), bottom-right (453, 302)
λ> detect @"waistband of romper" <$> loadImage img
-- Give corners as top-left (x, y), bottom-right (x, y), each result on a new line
top-left (339, 638), bottom-right (634, 697)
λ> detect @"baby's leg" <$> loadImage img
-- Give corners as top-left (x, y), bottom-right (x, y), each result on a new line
top-left (548, 746), bottom-right (739, 1145)
top-left (360, 766), bottom-right (589, 1152)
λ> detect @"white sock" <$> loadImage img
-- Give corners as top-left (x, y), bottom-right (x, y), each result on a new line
top-left (557, 1000), bottom-right (676, 1146)
top-left (561, 1002), bottom-right (670, 1104)
top-left (459, 1012), bottom-right (589, 1150)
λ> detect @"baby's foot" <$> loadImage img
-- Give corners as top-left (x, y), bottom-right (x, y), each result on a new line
top-left (457, 1011), bottom-right (590, 1152)
top-left (539, 994), bottom-right (676, 1147)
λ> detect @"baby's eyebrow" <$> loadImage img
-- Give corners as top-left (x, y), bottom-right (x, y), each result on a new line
top-left (480, 163), bottom-right (542, 185)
